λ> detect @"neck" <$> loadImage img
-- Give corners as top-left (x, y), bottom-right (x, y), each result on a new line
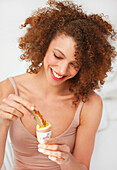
top-left (34, 67), bottom-right (72, 99)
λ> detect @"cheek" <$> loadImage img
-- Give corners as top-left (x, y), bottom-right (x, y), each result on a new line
top-left (71, 68), bottom-right (79, 77)
top-left (45, 55), bottom-right (56, 65)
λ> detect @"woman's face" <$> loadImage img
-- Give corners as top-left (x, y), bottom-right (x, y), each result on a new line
top-left (43, 34), bottom-right (80, 86)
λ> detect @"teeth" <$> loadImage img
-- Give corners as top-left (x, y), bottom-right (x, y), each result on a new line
top-left (52, 69), bottom-right (64, 78)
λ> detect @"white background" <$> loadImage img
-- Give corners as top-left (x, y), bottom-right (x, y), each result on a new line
top-left (0, 0), bottom-right (117, 170)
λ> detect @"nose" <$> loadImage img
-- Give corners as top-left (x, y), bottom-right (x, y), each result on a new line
top-left (59, 62), bottom-right (69, 76)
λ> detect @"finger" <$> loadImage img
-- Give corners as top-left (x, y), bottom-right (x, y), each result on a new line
top-left (3, 98), bottom-right (32, 117)
top-left (0, 110), bottom-right (18, 120)
top-left (48, 155), bottom-right (65, 164)
top-left (44, 137), bottom-right (67, 145)
top-left (38, 144), bottom-right (70, 153)
top-left (8, 94), bottom-right (36, 113)
top-left (38, 149), bottom-right (68, 160)
top-left (0, 104), bottom-right (23, 118)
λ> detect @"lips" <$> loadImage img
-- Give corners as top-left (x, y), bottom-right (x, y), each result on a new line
top-left (50, 68), bottom-right (66, 81)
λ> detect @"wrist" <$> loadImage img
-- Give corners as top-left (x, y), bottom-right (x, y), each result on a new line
top-left (60, 153), bottom-right (73, 169)
top-left (60, 153), bottom-right (88, 170)
top-left (0, 124), bottom-right (10, 131)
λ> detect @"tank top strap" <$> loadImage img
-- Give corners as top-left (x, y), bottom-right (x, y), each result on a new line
top-left (73, 100), bottom-right (84, 126)
top-left (8, 77), bottom-right (19, 96)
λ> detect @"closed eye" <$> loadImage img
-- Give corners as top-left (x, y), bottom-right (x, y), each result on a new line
top-left (70, 62), bottom-right (76, 67)
top-left (54, 53), bottom-right (62, 59)
top-left (70, 62), bottom-right (78, 69)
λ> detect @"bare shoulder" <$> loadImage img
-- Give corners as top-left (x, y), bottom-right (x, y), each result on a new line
top-left (0, 78), bottom-right (14, 103)
top-left (83, 91), bottom-right (103, 112)
top-left (0, 73), bottom-right (30, 102)
top-left (13, 73), bottom-right (31, 84)
top-left (80, 91), bottom-right (103, 132)
top-left (13, 72), bottom-right (38, 87)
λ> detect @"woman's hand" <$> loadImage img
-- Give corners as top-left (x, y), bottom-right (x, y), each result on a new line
top-left (38, 138), bottom-right (71, 165)
top-left (0, 94), bottom-right (34, 127)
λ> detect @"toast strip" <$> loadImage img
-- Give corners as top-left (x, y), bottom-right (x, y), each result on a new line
top-left (30, 107), bottom-right (46, 127)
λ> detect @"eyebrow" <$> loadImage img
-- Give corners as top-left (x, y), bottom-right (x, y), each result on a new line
top-left (53, 48), bottom-right (77, 63)
top-left (53, 48), bottom-right (66, 58)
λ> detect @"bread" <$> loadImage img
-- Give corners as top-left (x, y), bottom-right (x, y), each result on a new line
top-left (30, 106), bottom-right (46, 127)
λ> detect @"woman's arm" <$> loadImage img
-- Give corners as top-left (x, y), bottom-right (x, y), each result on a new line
top-left (72, 92), bottom-right (103, 169)
top-left (0, 79), bottom-right (34, 168)
top-left (0, 124), bottom-right (9, 168)
top-left (0, 79), bottom-right (14, 168)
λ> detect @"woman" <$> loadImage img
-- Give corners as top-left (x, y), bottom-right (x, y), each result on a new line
top-left (0, 0), bottom-right (116, 169)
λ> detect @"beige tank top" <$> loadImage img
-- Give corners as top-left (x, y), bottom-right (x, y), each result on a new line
top-left (8, 77), bottom-right (83, 170)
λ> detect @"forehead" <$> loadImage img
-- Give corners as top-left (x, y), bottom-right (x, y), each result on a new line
top-left (51, 34), bottom-right (76, 48)
top-left (49, 34), bottom-right (77, 60)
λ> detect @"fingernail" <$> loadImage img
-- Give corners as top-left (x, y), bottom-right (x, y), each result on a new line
top-left (3, 98), bottom-right (6, 102)
top-left (30, 106), bottom-right (35, 110)
top-left (48, 156), bottom-right (56, 161)
top-left (30, 114), bottom-right (34, 119)
top-left (38, 144), bottom-right (43, 148)
top-left (48, 156), bottom-right (51, 159)
top-left (38, 148), bottom-right (44, 153)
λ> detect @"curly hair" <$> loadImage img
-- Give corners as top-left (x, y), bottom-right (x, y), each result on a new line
top-left (19, 0), bottom-right (117, 105)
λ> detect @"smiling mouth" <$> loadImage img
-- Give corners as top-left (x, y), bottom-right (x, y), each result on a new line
top-left (50, 68), bottom-right (66, 80)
